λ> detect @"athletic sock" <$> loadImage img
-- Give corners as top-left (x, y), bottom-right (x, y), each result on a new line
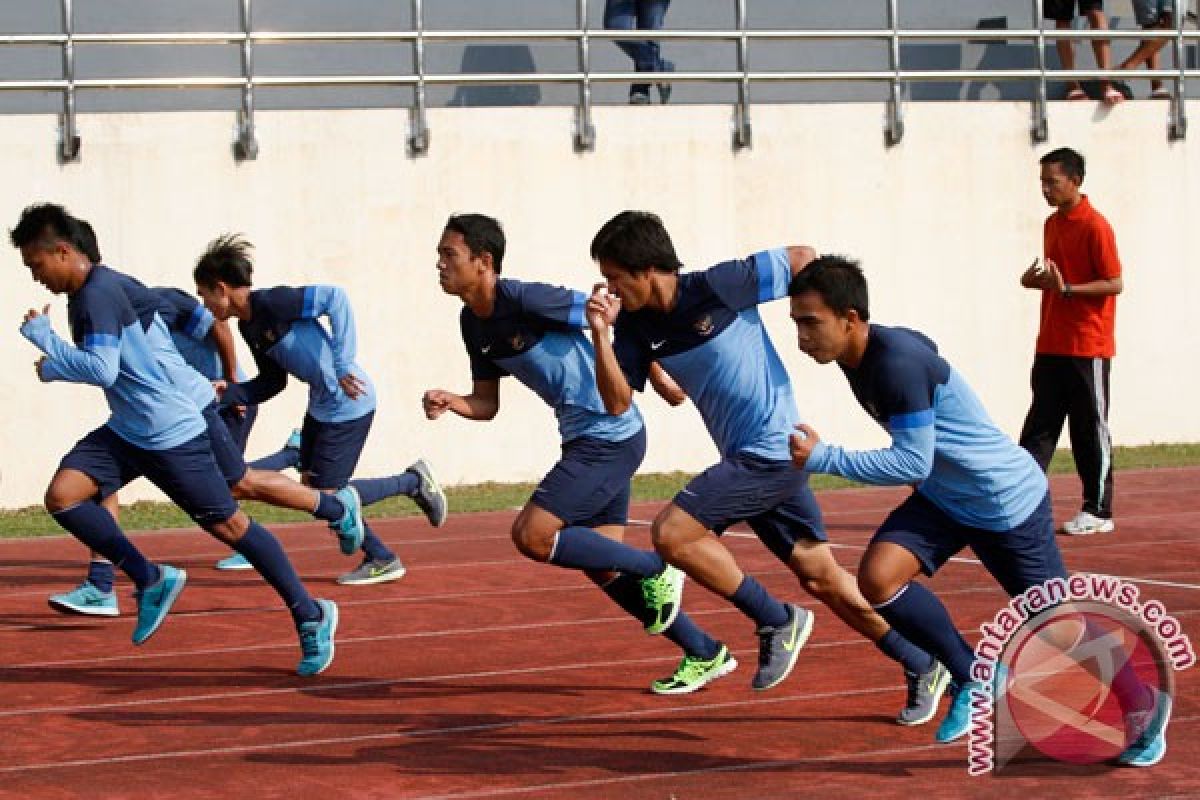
top-left (876, 628), bottom-right (936, 674)
top-left (874, 582), bottom-right (975, 685)
top-left (248, 448), bottom-right (302, 472)
top-left (232, 522), bottom-right (320, 624)
top-left (731, 575), bottom-right (790, 629)
top-left (87, 558), bottom-right (116, 594)
top-left (52, 503), bottom-right (158, 589)
top-left (600, 573), bottom-right (720, 659)
top-left (351, 474), bottom-right (419, 505)
top-left (360, 522), bottom-right (395, 563)
top-left (312, 492), bottom-right (346, 523)
top-left (548, 527), bottom-right (665, 577)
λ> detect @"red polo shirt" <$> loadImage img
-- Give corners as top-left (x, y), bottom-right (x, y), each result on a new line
top-left (1037, 195), bottom-right (1122, 358)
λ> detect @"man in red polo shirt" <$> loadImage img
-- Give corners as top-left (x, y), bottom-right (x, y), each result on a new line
top-left (1019, 147), bottom-right (1124, 536)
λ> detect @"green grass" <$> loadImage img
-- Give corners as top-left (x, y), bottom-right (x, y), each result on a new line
top-left (2, 442), bottom-right (1197, 540)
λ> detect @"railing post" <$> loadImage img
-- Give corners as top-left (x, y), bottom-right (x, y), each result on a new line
top-left (58, 0), bottom-right (80, 162)
top-left (233, 0), bottom-right (258, 160)
top-left (407, 0), bottom-right (430, 155)
top-left (574, 0), bottom-right (596, 151)
top-left (732, 0), bottom-right (752, 150)
top-left (1169, 0), bottom-right (1187, 140)
top-left (884, 0), bottom-right (904, 146)
top-left (1031, 0), bottom-right (1049, 143)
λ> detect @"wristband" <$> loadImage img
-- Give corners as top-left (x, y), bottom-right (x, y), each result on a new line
top-left (1062, 283), bottom-right (1073, 297)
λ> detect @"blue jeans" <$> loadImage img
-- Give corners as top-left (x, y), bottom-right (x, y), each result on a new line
top-left (604, 0), bottom-right (670, 79)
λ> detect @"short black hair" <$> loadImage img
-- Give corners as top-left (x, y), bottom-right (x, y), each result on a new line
top-left (77, 219), bottom-right (102, 264)
top-left (1040, 147), bottom-right (1085, 182)
top-left (9, 203), bottom-right (95, 259)
top-left (445, 213), bottom-right (505, 274)
top-left (194, 233), bottom-right (255, 288)
top-left (788, 254), bottom-right (870, 321)
top-left (590, 211), bottom-right (683, 273)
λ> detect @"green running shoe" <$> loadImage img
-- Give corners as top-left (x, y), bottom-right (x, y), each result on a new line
top-left (651, 644), bottom-right (738, 695)
top-left (640, 564), bottom-right (684, 635)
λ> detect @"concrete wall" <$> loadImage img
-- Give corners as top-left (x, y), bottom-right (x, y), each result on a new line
top-left (0, 101), bottom-right (1195, 507)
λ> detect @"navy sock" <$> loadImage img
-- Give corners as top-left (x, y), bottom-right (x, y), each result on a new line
top-left (360, 522), bottom-right (395, 562)
top-left (248, 448), bottom-right (302, 472)
top-left (313, 492), bottom-right (345, 523)
top-left (876, 628), bottom-right (936, 674)
top-left (232, 522), bottom-right (320, 624)
top-left (351, 474), bottom-right (419, 506)
top-left (874, 582), bottom-right (975, 685)
top-left (600, 573), bottom-right (720, 659)
top-left (52, 503), bottom-right (158, 589)
top-left (549, 527), bottom-right (665, 577)
top-left (87, 559), bottom-right (116, 594)
top-left (731, 575), bottom-right (790, 629)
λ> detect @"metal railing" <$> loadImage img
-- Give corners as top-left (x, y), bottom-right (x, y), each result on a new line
top-left (1, 0), bottom-right (1195, 161)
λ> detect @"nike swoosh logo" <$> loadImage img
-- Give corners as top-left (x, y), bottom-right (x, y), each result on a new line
top-left (651, 340), bottom-right (667, 350)
top-left (782, 615), bottom-right (802, 652)
top-left (481, 345), bottom-right (492, 354)
top-left (369, 566), bottom-right (391, 577)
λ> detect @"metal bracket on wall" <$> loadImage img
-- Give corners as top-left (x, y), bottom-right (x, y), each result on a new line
top-left (573, 0), bottom-right (596, 152)
top-left (732, 0), bottom-right (752, 150)
top-left (407, 0), bottom-right (431, 156)
top-left (58, 0), bottom-right (81, 162)
top-left (233, 0), bottom-right (259, 160)
top-left (883, 0), bottom-right (904, 146)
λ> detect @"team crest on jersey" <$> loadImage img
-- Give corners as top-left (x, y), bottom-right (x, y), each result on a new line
top-left (264, 329), bottom-right (277, 344)
top-left (508, 333), bottom-right (526, 351)
top-left (693, 314), bottom-right (715, 336)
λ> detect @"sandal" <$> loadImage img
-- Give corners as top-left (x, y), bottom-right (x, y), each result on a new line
top-left (1102, 85), bottom-right (1125, 105)
top-left (1065, 87), bottom-right (1088, 101)
top-left (1151, 87), bottom-right (1172, 99)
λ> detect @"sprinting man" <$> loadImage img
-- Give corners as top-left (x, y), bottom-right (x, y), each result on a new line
top-left (423, 214), bottom-right (735, 694)
top-left (587, 211), bottom-right (946, 724)
top-left (12, 203), bottom-right (337, 675)
top-left (194, 234), bottom-right (447, 585)
top-left (787, 254), bottom-right (1166, 765)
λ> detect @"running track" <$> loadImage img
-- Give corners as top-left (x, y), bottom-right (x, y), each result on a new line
top-left (0, 469), bottom-right (1196, 799)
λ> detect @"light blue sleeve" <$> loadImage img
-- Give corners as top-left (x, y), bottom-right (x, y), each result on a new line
top-left (21, 316), bottom-right (120, 388)
top-left (806, 415), bottom-right (935, 486)
top-left (753, 248), bottom-right (793, 303)
top-left (303, 285), bottom-right (357, 377)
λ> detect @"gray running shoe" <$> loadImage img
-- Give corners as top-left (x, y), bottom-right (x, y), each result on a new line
top-left (752, 603), bottom-right (813, 691)
top-left (407, 458), bottom-right (448, 527)
top-left (336, 557), bottom-right (407, 586)
top-left (897, 660), bottom-right (951, 726)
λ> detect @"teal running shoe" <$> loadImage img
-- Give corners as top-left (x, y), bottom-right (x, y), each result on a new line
top-left (297, 598), bottom-right (339, 676)
top-left (936, 681), bottom-right (984, 743)
top-left (215, 552), bottom-right (253, 571)
top-left (330, 486), bottom-right (365, 555)
top-left (132, 565), bottom-right (187, 645)
top-left (48, 581), bottom-right (119, 617)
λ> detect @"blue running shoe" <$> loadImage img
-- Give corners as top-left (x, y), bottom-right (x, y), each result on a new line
top-left (132, 565), bottom-right (187, 645)
top-left (285, 428), bottom-right (302, 451)
top-left (215, 552), bottom-right (253, 571)
top-left (48, 581), bottom-right (119, 617)
top-left (1117, 688), bottom-right (1172, 767)
top-left (936, 681), bottom-right (983, 743)
top-left (330, 486), bottom-right (365, 555)
top-left (297, 598), bottom-right (339, 676)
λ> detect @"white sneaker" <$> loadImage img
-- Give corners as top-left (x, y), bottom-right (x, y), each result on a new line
top-left (1061, 511), bottom-right (1115, 536)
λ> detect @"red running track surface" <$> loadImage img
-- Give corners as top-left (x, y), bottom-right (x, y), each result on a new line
top-left (0, 469), bottom-right (1196, 799)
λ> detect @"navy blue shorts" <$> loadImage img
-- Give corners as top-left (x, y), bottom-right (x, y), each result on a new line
top-left (219, 403), bottom-right (257, 454)
top-left (674, 452), bottom-right (827, 564)
top-left (531, 428), bottom-right (646, 529)
top-left (873, 490), bottom-right (1068, 597)
top-left (59, 425), bottom-right (240, 528)
top-left (299, 411), bottom-right (373, 489)
top-left (202, 402), bottom-right (248, 485)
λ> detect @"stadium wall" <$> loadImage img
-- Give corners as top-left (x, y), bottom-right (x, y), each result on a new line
top-left (0, 102), bottom-right (1194, 508)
